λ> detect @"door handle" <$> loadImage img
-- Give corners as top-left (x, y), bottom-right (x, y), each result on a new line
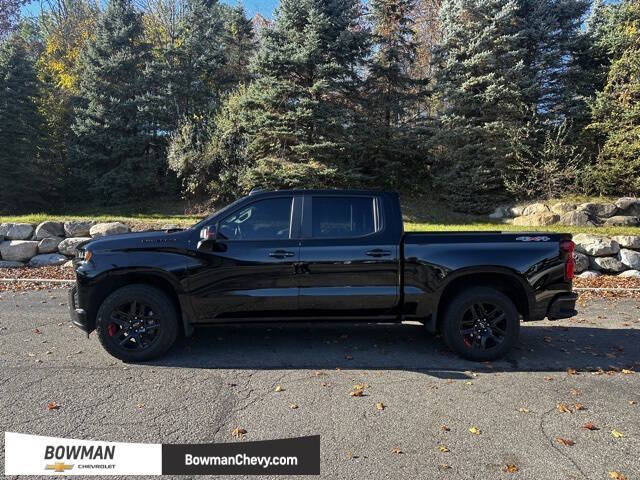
top-left (365, 249), bottom-right (391, 257)
top-left (269, 250), bottom-right (295, 258)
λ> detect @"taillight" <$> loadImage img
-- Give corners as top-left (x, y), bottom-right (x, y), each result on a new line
top-left (561, 240), bottom-right (575, 281)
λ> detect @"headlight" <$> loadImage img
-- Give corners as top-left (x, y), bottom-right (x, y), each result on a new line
top-left (83, 250), bottom-right (92, 262)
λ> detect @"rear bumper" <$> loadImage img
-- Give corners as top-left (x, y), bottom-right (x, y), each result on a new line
top-left (68, 284), bottom-right (90, 335)
top-left (547, 292), bottom-right (579, 320)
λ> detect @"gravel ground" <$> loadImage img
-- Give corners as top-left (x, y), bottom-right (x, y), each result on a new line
top-left (0, 290), bottom-right (639, 480)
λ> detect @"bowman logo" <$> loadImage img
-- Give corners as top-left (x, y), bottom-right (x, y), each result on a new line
top-left (45, 444), bottom-right (116, 461)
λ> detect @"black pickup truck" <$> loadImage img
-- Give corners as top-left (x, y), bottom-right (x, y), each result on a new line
top-left (70, 189), bottom-right (578, 362)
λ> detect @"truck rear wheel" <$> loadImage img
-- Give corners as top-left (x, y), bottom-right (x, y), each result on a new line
top-left (96, 284), bottom-right (179, 362)
top-left (442, 287), bottom-right (519, 361)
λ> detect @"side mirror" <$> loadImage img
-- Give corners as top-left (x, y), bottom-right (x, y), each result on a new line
top-left (197, 226), bottom-right (217, 251)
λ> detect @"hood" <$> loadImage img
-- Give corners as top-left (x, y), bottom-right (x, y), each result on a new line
top-left (84, 229), bottom-right (190, 252)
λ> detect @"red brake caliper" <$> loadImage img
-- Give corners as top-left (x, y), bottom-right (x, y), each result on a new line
top-left (108, 323), bottom-right (117, 337)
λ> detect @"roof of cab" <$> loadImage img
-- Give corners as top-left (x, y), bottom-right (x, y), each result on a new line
top-left (248, 188), bottom-right (397, 197)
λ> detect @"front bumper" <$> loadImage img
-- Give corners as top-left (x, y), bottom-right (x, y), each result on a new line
top-left (547, 292), bottom-right (579, 320)
top-left (68, 284), bottom-right (89, 335)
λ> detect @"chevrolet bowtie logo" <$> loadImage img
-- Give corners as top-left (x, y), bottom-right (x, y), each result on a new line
top-left (45, 462), bottom-right (73, 472)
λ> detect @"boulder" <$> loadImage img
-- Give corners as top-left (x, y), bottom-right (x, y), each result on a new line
top-left (488, 206), bottom-right (508, 219)
top-left (577, 270), bottom-right (601, 278)
top-left (604, 216), bottom-right (640, 227)
top-left (612, 235), bottom-right (640, 250)
top-left (0, 240), bottom-right (38, 262)
top-left (576, 202), bottom-right (596, 213)
top-left (593, 203), bottom-right (617, 218)
top-left (5, 223), bottom-right (34, 240)
top-left (619, 269), bottom-right (640, 278)
top-left (89, 222), bottom-right (130, 238)
top-left (573, 233), bottom-right (620, 256)
top-left (0, 260), bottom-right (24, 268)
top-left (34, 221), bottom-right (64, 240)
top-left (615, 197), bottom-right (640, 215)
top-left (589, 256), bottom-right (627, 273)
top-left (550, 202), bottom-right (576, 215)
top-left (28, 253), bottom-right (68, 267)
top-left (558, 210), bottom-right (595, 226)
top-left (509, 206), bottom-right (525, 217)
top-left (58, 237), bottom-right (91, 256)
top-left (522, 203), bottom-right (549, 216)
top-left (512, 212), bottom-right (560, 226)
top-left (618, 249), bottom-right (640, 270)
top-left (38, 237), bottom-right (63, 254)
top-left (573, 252), bottom-right (589, 274)
top-left (64, 220), bottom-right (95, 237)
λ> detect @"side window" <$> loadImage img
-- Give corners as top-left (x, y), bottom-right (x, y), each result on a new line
top-left (218, 197), bottom-right (293, 240)
top-left (312, 197), bottom-right (376, 238)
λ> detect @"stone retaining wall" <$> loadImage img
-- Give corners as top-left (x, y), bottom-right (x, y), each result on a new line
top-left (1, 220), bottom-right (639, 278)
top-left (489, 197), bottom-right (640, 227)
top-left (0, 221), bottom-right (130, 268)
top-left (573, 234), bottom-right (640, 278)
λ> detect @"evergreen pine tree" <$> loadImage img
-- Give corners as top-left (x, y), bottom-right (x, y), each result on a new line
top-left (69, 0), bottom-right (158, 202)
top-left (221, 4), bottom-right (256, 87)
top-left (364, 0), bottom-right (428, 189)
top-left (432, 0), bottom-right (529, 213)
top-left (587, 0), bottom-right (640, 195)
top-left (0, 35), bottom-right (47, 213)
top-left (239, 0), bottom-right (371, 190)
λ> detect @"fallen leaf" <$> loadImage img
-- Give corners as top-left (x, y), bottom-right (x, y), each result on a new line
top-left (440, 424), bottom-right (450, 432)
top-left (609, 472), bottom-right (628, 480)
top-left (350, 388), bottom-right (364, 397)
top-left (583, 422), bottom-right (599, 431)
top-left (567, 368), bottom-right (578, 375)
top-left (556, 437), bottom-right (575, 446)
top-left (391, 447), bottom-right (403, 454)
top-left (47, 402), bottom-right (60, 410)
top-left (574, 403), bottom-right (586, 411)
top-left (376, 402), bottom-right (385, 411)
top-left (629, 400), bottom-right (637, 406)
top-left (465, 381), bottom-right (473, 386)
top-left (34, 328), bottom-right (41, 334)
top-left (290, 404), bottom-right (298, 409)
top-left (611, 430), bottom-right (624, 438)
top-left (275, 385), bottom-right (283, 392)
top-left (518, 407), bottom-right (530, 413)
top-left (570, 388), bottom-right (581, 396)
top-left (544, 376), bottom-right (553, 381)
top-left (503, 464), bottom-right (519, 473)
top-left (556, 403), bottom-right (572, 413)
top-left (231, 428), bottom-right (247, 438)
top-left (439, 445), bottom-right (449, 452)
top-left (469, 426), bottom-right (481, 435)
top-left (621, 369), bottom-right (634, 375)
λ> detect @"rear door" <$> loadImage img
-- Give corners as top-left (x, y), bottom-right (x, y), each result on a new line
top-left (297, 194), bottom-right (400, 318)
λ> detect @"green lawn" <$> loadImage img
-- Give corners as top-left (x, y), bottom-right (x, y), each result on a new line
top-left (1, 196), bottom-right (638, 236)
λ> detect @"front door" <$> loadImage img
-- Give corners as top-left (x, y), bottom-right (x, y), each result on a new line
top-left (297, 195), bottom-right (400, 318)
top-left (188, 196), bottom-right (301, 321)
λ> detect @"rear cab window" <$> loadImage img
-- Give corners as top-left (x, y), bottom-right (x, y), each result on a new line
top-left (311, 196), bottom-right (380, 238)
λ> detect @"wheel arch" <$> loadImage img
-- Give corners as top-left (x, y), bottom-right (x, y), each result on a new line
top-left (427, 268), bottom-right (533, 333)
top-left (85, 269), bottom-right (191, 336)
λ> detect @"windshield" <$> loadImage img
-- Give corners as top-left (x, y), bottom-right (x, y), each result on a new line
top-left (190, 195), bottom-right (248, 230)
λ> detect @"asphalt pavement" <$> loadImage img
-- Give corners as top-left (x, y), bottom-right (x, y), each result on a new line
top-left (1, 289), bottom-right (639, 479)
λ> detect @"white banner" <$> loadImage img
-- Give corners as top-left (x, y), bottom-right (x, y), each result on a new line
top-left (4, 432), bottom-right (162, 476)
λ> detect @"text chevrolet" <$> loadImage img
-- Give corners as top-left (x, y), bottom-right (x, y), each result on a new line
top-left (69, 190), bottom-right (578, 362)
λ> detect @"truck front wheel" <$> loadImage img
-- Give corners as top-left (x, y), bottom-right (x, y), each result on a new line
top-left (442, 287), bottom-right (519, 361)
top-left (95, 284), bottom-right (179, 362)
